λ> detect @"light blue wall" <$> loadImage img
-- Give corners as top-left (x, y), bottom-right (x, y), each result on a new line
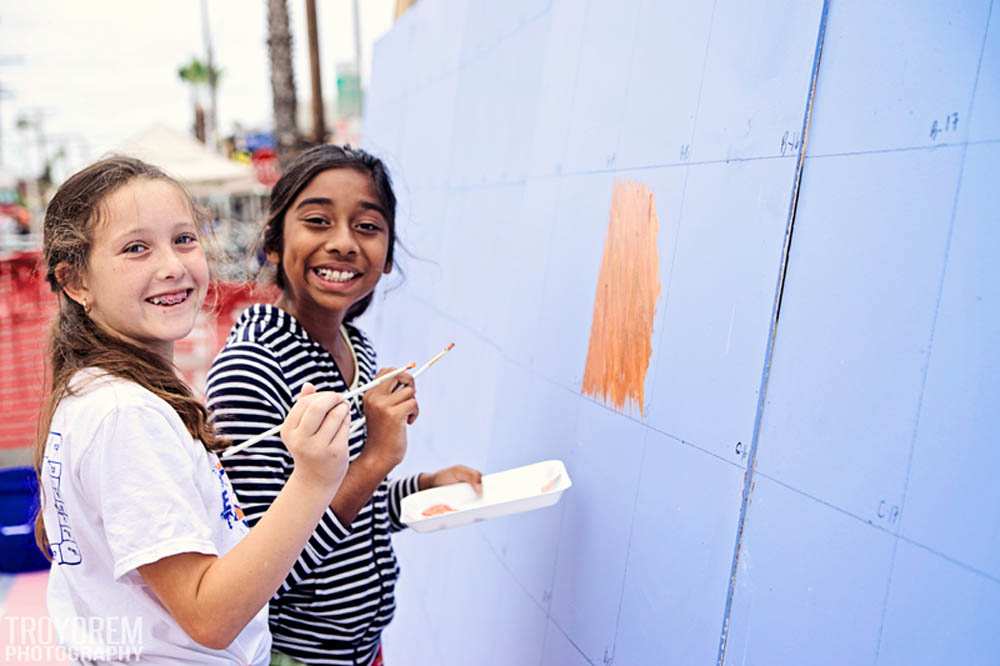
top-left (362, 1), bottom-right (999, 663)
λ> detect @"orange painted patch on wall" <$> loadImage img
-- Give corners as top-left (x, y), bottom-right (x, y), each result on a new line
top-left (581, 180), bottom-right (661, 415)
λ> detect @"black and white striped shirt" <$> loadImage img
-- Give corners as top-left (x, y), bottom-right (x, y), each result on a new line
top-left (205, 304), bottom-right (420, 666)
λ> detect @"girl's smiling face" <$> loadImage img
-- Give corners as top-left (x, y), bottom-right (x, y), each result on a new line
top-left (67, 178), bottom-right (209, 359)
top-left (271, 167), bottom-right (392, 320)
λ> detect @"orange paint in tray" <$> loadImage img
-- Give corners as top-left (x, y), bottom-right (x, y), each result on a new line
top-left (421, 503), bottom-right (457, 517)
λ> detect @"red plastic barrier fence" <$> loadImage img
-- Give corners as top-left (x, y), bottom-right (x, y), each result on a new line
top-left (0, 252), bottom-right (54, 452)
top-left (0, 251), bottom-right (274, 451)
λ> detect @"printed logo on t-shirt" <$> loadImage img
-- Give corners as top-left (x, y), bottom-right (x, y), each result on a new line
top-left (214, 460), bottom-right (247, 529)
top-left (45, 431), bottom-right (82, 566)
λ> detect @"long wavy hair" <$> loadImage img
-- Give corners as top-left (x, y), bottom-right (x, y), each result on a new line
top-left (34, 155), bottom-right (221, 554)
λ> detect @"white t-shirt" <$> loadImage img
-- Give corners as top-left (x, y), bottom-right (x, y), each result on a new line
top-left (41, 369), bottom-right (271, 665)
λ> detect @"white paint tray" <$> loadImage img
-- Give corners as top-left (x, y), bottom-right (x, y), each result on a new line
top-left (402, 459), bottom-right (572, 533)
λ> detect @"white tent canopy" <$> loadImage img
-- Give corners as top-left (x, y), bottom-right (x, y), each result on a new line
top-left (0, 168), bottom-right (18, 191)
top-left (117, 124), bottom-right (266, 197)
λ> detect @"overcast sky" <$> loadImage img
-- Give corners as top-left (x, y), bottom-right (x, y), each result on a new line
top-left (0, 0), bottom-right (396, 178)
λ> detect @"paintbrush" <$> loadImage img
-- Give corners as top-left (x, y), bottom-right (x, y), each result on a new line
top-left (350, 343), bottom-right (456, 435)
top-left (343, 362), bottom-right (416, 400)
top-left (411, 342), bottom-right (455, 380)
top-left (220, 363), bottom-right (415, 459)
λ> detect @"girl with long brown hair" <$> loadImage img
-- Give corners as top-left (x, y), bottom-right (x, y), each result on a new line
top-left (35, 156), bottom-right (352, 664)
top-left (206, 145), bottom-right (482, 666)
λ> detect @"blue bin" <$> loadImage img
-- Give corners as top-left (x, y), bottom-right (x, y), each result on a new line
top-left (0, 466), bottom-right (51, 573)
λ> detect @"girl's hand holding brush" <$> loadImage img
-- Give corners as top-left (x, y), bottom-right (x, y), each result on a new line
top-left (361, 367), bottom-right (419, 470)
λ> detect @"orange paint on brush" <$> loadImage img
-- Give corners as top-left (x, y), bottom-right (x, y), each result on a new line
top-left (581, 180), bottom-right (661, 415)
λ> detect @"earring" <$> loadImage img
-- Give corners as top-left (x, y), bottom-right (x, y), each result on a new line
top-left (82, 299), bottom-right (91, 314)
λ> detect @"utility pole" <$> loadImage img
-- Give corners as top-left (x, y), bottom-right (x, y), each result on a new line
top-left (0, 84), bottom-right (13, 168)
top-left (0, 54), bottom-right (25, 169)
top-left (352, 0), bottom-right (363, 89)
top-left (201, 0), bottom-right (220, 149)
top-left (15, 107), bottom-right (51, 214)
top-left (18, 109), bottom-right (49, 181)
top-left (305, 0), bottom-right (326, 144)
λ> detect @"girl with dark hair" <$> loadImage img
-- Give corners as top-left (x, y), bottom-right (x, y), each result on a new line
top-left (36, 156), bottom-right (353, 663)
top-left (206, 145), bottom-right (480, 666)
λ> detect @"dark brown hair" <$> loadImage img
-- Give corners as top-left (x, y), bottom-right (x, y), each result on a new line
top-left (261, 144), bottom-right (397, 321)
top-left (34, 155), bottom-right (221, 554)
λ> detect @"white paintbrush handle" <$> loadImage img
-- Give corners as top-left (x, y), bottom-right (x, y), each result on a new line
top-left (222, 362), bottom-right (418, 459)
top-left (223, 401), bottom-right (369, 459)
top-left (220, 424), bottom-right (281, 458)
top-left (343, 364), bottom-right (412, 400)
top-left (412, 346), bottom-right (452, 379)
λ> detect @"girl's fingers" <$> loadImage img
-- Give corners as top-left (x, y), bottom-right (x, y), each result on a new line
top-left (297, 393), bottom-right (343, 437)
top-left (386, 384), bottom-right (416, 406)
top-left (285, 382), bottom-right (317, 431)
top-left (366, 368), bottom-right (396, 394)
top-left (455, 466), bottom-right (484, 494)
top-left (406, 402), bottom-right (420, 425)
top-left (367, 367), bottom-right (414, 398)
top-left (330, 405), bottom-right (352, 446)
top-left (315, 402), bottom-right (349, 445)
top-left (391, 399), bottom-right (419, 422)
top-left (366, 385), bottom-right (416, 412)
top-left (392, 372), bottom-right (416, 393)
top-left (393, 385), bottom-right (416, 404)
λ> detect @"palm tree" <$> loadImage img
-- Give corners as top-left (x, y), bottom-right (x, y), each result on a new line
top-left (266, 0), bottom-right (300, 165)
top-left (178, 57), bottom-right (221, 144)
